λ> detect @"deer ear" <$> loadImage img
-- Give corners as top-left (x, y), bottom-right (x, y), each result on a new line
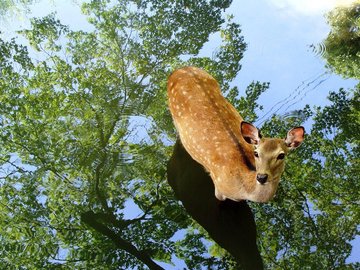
top-left (241, 122), bottom-right (261, 145)
top-left (285, 126), bottom-right (305, 149)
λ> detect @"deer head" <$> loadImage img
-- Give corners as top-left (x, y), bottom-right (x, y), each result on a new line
top-left (239, 122), bottom-right (304, 201)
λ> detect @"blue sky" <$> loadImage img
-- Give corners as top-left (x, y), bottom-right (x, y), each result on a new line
top-left (2, 0), bottom-right (359, 266)
top-left (230, 1), bottom-right (357, 121)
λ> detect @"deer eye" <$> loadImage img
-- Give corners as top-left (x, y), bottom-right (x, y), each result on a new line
top-left (254, 151), bottom-right (259, 158)
top-left (277, 153), bottom-right (285, 160)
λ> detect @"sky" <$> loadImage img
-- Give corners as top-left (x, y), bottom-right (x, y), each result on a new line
top-left (268, 0), bottom-right (357, 16)
top-left (229, 0), bottom-right (357, 123)
top-left (1, 0), bottom-right (359, 266)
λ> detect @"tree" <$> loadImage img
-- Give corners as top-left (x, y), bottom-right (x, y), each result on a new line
top-left (249, 2), bottom-right (360, 265)
top-left (322, 1), bottom-right (360, 79)
top-left (1, 0), bottom-right (359, 269)
top-left (0, 0), bottom-right (249, 269)
top-left (250, 91), bottom-right (359, 269)
top-left (0, 0), bottom-right (39, 18)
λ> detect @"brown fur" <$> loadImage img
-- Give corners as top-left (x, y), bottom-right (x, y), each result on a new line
top-left (167, 67), bottom-right (304, 202)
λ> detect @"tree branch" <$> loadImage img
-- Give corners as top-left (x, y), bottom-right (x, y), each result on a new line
top-left (81, 210), bottom-right (164, 270)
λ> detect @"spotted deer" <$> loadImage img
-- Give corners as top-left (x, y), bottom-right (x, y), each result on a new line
top-left (167, 66), bottom-right (304, 202)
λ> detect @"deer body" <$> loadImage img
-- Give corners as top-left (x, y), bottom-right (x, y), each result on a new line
top-left (167, 67), bottom-right (304, 202)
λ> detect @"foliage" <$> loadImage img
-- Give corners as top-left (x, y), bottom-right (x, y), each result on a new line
top-left (252, 88), bottom-right (359, 269)
top-left (0, 0), bottom-right (40, 18)
top-left (0, 0), bottom-right (247, 269)
top-left (322, 1), bottom-right (360, 79)
top-left (0, 0), bottom-right (359, 269)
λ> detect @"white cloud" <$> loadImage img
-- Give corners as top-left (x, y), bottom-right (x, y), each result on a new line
top-left (267, 0), bottom-right (358, 16)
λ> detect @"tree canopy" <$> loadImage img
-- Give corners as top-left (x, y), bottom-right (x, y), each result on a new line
top-left (322, 0), bottom-right (360, 79)
top-left (0, 0), bottom-right (38, 18)
top-left (0, 0), bottom-right (359, 269)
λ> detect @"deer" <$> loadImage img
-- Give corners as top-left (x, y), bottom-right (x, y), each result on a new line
top-left (167, 66), bottom-right (304, 203)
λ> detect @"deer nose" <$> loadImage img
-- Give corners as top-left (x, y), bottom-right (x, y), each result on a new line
top-left (257, 174), bottom-right (268, 184)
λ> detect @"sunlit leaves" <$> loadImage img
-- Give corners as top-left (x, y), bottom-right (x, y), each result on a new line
top-left (1, 0), bottom-right (359, 268)
top-left (0, 0), bottom-right (250, 268)
top-left (322, 1), bottom-right (360, 79)
top-left (252, 87), bottom-right (360, 269)
top-left (231, 81), bottom-right (269, 123)
top-left (20, 14), bottom-right (69, 52)
top-left (0, 0), bottom-right (38, 18)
